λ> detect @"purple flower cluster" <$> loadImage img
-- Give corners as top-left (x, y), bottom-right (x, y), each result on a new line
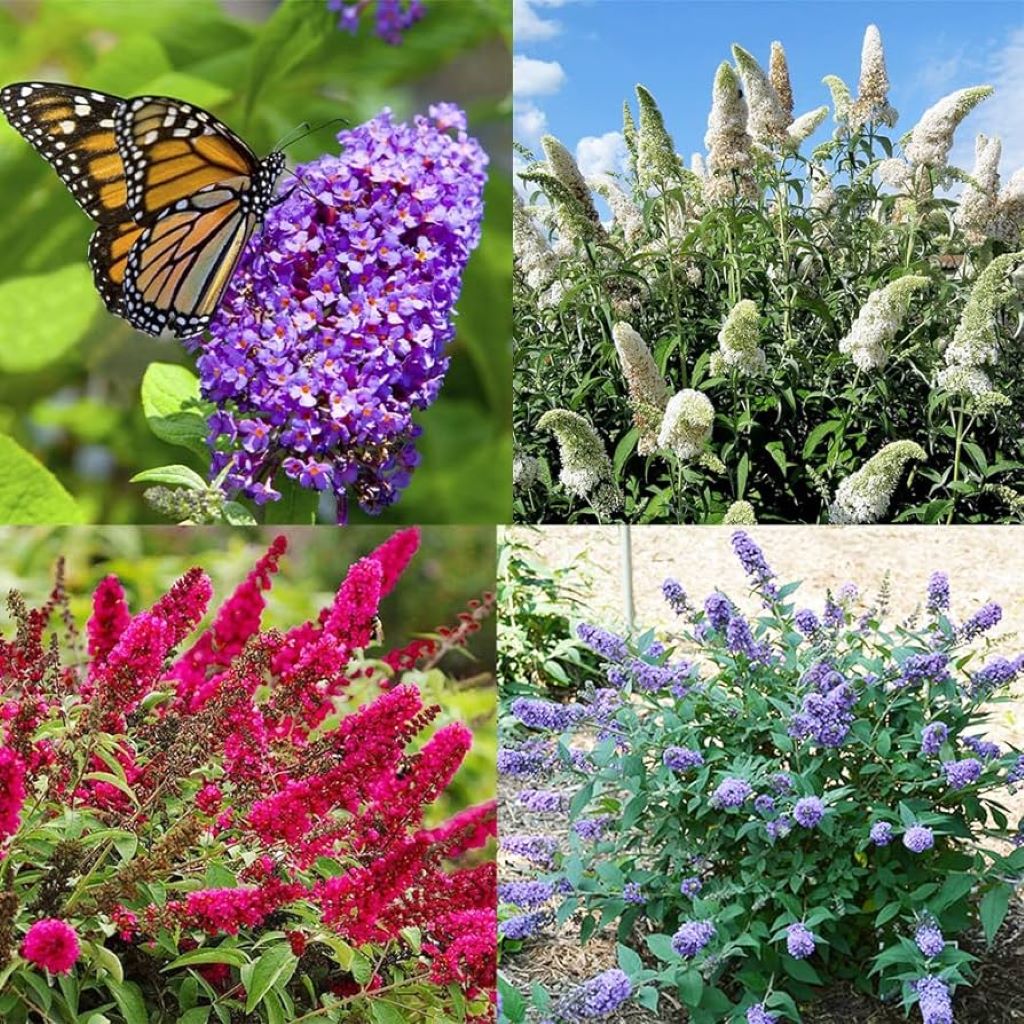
top-left (920, 722), bottom-right (948, 757)
top-left (823, 596), bottom-right (844, 628)
top-left (771, 772), bottom-right (794, 793)
top-left (897, 653), bottom-right (950, 689)
top-left (623, 882), bottom-right (644, 904)
top-left (711, 778), bottom-right (754, 808)
top-left (662, 579), bottom-right (689, 615)
top-left (498, 880), bottom-right (555, 908)
top-left (960, 601), bottom-right (1002, 641)
top-left (731, 531), bottom-right (778, 601)
top-left (754, 794), bottom-right (776, 815)
top-left (577, 623), bottom-right (628, 663)
top-left (927, 572), bottom-right (950, 612)
top-left (962, 735), bottom-right (1000, 761)
top-left (915, 976), bottom-right (953, 1024)
top-left (870, 821), bottom-right (893, 846)
top-left (915, 920), bottom-right (945, 959)
top-left (969, 655), bottom-right (1024, 697)
top-left (943, 758), bottom-right (983, 790)
top-left (903, 826), bottom-right (935, 853)
top-left (503, 834), bottom-right (559, 867)
top-left (671, 919), bottom-right (716, 958)
top-left (573, 816), bottom-right (612, 841)
top-left (679, 876), bottom-right (703, 897)
top-left (786, 922), bottom-right (816, 959)
top-left (510, 697), bottom-right (585, 732)
top-left (518, 788), bottom-right (569, 813)
top-left (793, 796), bottom-right (825, 828)
top-left (790, 678), bottom-right (857, 748)
top-left (747, 1005), bottom-right (778, 1024)
top-left (1008, 755), bottom-right (1024, 785)
top-left (557, 969), bottom-right (633, 1020)
top-left (704, 592), bottom-right (732, 631)
top-left (499, 909), bottom-right (550, 940)
top-left (197, 105), bottom-right (486, 519)
top-left (664, 746), bottom-right (705, 772)
top-left (766, 814), bottom-right (793, 840)
top-left (328, 0), bottom-right (425, 44)
top-left (497, 741), bottom-right (553, 778)
top-left (626, 657), bottom-right (698, 694)
top-left (726, 613), bottom-right (772, 663)
top-left (794, 608), bottom-right (820, 636)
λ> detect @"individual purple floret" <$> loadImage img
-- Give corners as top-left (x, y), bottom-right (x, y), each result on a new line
top-left (786, 922), bottom-right (816, 959)
top-left (943, 758), bottom-right (983, 790)
top-left (503, 834), bottom-right (559, 866)
top-left (754, 794), bottom-right (776, 815)
top-left (747, 1005), bottom-right (778, 1024)
top-left (704, 592), bottom-right (733, 632)
top-left (577, 623), bottom-right (629, 663)
top-left (962, 735), bottom-right (1000, 761)
top-left (927, 572), bottom-right (950, 612)
top-left (1008, 755), bottom-right (1024, 785)
top-left (794, 796), bottom-right (826, 828)
top-left (915, 920), bottom-right (945, 959)
top-left (914, 975), bottom-right (953, 1024)
top-left (921, 723), bottom-right (948, 757)
top-left (518, 789), bottom-right (569, 813)
top-left (663, 579), bottom-right (689, 615)
top-left (573, 816), bottom-right (612, 841)
top-left (498, 880), bottom-right (555, 908)
top-left (897, 653), bottom-right (950, 689)
top-left (960, 601), bottom-right (1002, 641)
top-left (499, 909), bottom-right (550, 940)
top-left (711, 778), bottom-right (754, 808)
top-left (679, 876), bottom-right (703, 897)
top-left (969, 655), bottom-right (1024, 697)
top-left (197, 105), bottom-right (485, 520)
top-left (870, 821), bottom-right (894, 846)
top-left (731, 531), bottom-right (778, 600)
top-left (623, 882), bottom-right (644, 904)
top-left (664, 746), bottom-right (705, 772)
top-left (794, 609), bottom-right (820, 636)
top-left (328, 0), bottom-right (425, 44)
top-left (510, 697), bottom-right (585, 732)
top-left (556, 968), bottom-right (633, 1020)
top-left (671, 919), bottom-right (716, 957)
top-left (903, 826), bottom-right (935, 853)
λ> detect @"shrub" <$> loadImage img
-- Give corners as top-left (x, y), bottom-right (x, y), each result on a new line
top-left (513, 23), bottom-right (1024, 523)
top-left (498, 531), bottom-right (1024, 1023)
top-left (0, 529), bottom-right (496, 1023)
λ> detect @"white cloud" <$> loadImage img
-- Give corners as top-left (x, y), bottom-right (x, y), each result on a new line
top-left (514, 0), bottom-right (564, 43)
top-left (514, 100), bottom-right (548, 145)
top-left (513, 54), bottom-right (567, 97)
top-left (576, 131), bottom-right (628, 178)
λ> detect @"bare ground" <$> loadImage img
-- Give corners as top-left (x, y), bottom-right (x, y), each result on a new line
top-left (500, 526), bottom-right (1024, 1021)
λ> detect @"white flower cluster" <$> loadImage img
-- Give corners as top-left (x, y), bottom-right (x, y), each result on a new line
top-left (513, 191), bottom-right (562, 306)
top-left (732, 44), bottom-right (789, 145)
top-left (876, 158), bottom-right (914, 193)
top-left (657, 389), bottom-right (715, 460)
top-left (710, 299), bottom-right (767, 377)
top-left (636, 85), bottom-right (683, 191)
top-left (513, 453), bottom-right (540, 491)
top-left (723, 499), bottom-right (757, 525)
top-left (850, 24), bottom-right (897, 128)
top-left (612, 322), bottom-right (670, 454)
top-left (838, 276), bottom-right (928, 371)
top-left (538, 408), bottom-right (623, 512)
top-left (543, 134), bottom-right (603, 226)
top-left (829, 441), bottom-right (926, 524)
top-left (905, 86), bottom-right (993, 169)
top-left (990, 168), bottom-right (1024, 246)
top-left (955, 134), bottom-right (1002, 245)
top-left (785, 106), bottom-right (828, 149)
top-left (704, 61), bottom-right (756, 203)
top-left (589, 175), bottom-right (645, 247)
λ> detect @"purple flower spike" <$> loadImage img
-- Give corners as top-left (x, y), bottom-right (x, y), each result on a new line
top-left (328, 0), bottom-right (426, 44)
top-left (196, 106), bottom-right (486, 521)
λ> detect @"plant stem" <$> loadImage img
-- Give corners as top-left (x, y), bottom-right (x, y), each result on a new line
top-left (946, 404), bottom-right (965, 524)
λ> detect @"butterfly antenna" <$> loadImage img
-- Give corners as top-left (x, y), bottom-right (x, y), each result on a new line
top-left (275, 117), bottom-right (349, 152)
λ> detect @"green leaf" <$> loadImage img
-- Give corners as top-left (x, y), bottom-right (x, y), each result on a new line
top-left (140, 363), bottom-right (210, 458)
top-left (498, 975), bottom-right (526, 1023)
top-left (0, 264), bottom-right (98, 372)
top-left (262, 476), bottom-right (320, 524)
top-left (617, 943), bottom-right (642, 976)
top-left (782, 955), bottom-right (822, 984)
top-left (0, 434), bottom-right (83, 524)
top-left (223, 501), bottom-right (258, 526)
top-left (138, 73), bottom-right (232, 111)
top-left (645, 933), bottom-right (677, 962)
top-left (350, 950), bottom-right (374, 985)
top-left (245, 944), bottom-right (298, 1013)
top-left (130, 465), bottom-right (209, 491)
top-left (177, 1009), bottom-right (210, 1024)
top-left (105, 979), bottom-right (148, 1024)
top-left (803, 420), bottom-right (841, 459)
top-left (678, 968), bottom-right (703, 1006)
top-left (85, 942), bottom-right (124, 984)
top-left (980, 884), bottom-right (1013, 945)
top-left (162, 947), bottom-right (250, 972)
top-left (370, 1003), bottom-right (407, 1024)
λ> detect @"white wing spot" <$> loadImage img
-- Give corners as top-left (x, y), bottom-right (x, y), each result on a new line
top-left (143, 129), bottom-right (158, 145)
top-left (19, 86), bottom-right (33, 98)
top-left (60, 120), bottom-right (75, 134)
top-left (74, 104), bottom-right (91, 117)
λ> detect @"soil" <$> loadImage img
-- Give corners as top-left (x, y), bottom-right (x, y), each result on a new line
top-left (500, 526), bottom-right (1024, 1022)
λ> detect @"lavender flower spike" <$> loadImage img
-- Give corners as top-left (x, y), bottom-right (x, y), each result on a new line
top-left (329, 0), bottom-right (426, 44)
top-left (195, 105), bottom-right (486, 521)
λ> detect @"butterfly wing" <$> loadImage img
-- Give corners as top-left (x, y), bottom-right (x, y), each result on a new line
top-left (117, 96), bottom-right (259, 223)
top-left (0, 82), bottom-right (130, 222)
top-left (120, 179), bottom-right (258, 338)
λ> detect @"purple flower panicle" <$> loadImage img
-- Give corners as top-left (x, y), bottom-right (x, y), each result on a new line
top-left (498, 881), bottom-right (554, 908)
top-left (731, 531), bottom-right (778, 600)
top-left (329, 0), bottom-right (425, 44)
top-left (927, 572), bottom-right (950, 612)
top-left (679, 876), bottom-right (703, 897)
top-left (499, 909), bottom-right (549, 940)
top-left (870, 821), bottom-right (893, 847)
top-left (793, 796), bottom-right (825, 828)
top-left (671, 919), bottom-right (716, 958)
top-left (577, 624), bottom-right (628, 663)
top-left (503, 834), bottom-right (559, 866)
top-left (960, 602), bottom-right (1002, 641)
top-left (664, 746), bottom-right (704, 772)
top-left (920, 722), bottom-right (948, 757)
top-left (662, 579), bottom-right (689, 615)
top-left (943, 758), bottom-right (983, 790)
top-left (915, 976), bottom-right (953, 1024)
top-left (557, 968), bottom-right (633, 1020)
top-left (915, 920), bottom-right (945, 959)
top-left (747, 1005), bottom-right (778, 1024)
top-left (786, 922), bottom-right (816, 959)
top-left (903, 826), bottom-right (935, 853)
top-left (711, 778), bottom-right (753, 809)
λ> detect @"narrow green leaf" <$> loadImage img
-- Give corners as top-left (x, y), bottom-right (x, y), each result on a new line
top-left (245, 945), bottom-right (298, 1013)
top-left (0, 434), bottom-right (83, 524)
top-left (980, 884), bottom-right (1013, 945)
top-left (162, 947), bottom-right (249, 972)
top-left (131, 465), bottom-right (208, 491)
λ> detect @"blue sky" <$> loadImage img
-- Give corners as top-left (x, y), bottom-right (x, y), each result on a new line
top-left (514, 0), bottom-right (1024, 184)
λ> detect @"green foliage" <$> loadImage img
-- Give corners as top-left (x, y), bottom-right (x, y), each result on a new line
top-left (514, 34), bottom-right (1024, 524)
top-left (0, 0), bottom-right (510, 524)
top-left (0, 434), bottom-right (83, 523)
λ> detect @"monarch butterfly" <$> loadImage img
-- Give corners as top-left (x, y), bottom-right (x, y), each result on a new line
top-left (0, 82), bottom-right (285, 340)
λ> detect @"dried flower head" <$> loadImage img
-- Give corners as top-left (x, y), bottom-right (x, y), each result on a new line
top-left (905, 86), bottom-right (993, 169)
top-left (658, 389), bottom-right (715, 460)
top-left (769, 41), bottom-right (794, 121)
top-left (838, 276), bottom-right (929, 371)
top-left (710, 298), bottom-right (767, 376)
top-left (612, 322), bottom-right (670, 455)
top-left (829, 440), bottom-right (926, 524)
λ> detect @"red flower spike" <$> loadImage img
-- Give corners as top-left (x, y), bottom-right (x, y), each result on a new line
top-left (367, 527), bottom-right (420, 596)
top-left (86, 575), bottom-right (131, 671)
top-left (324, 556), bottom-right (384, 648)
top-left (0, 746), bottom-right (26, 846)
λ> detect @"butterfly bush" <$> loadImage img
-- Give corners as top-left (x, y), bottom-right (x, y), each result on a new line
top-left (0, 530), bottom-right (496, 1023)
top-left (514, 21), bottom-right (1024, 524)
top-left (194, 104), bottom-right (486, 520)
top-left (498, 531), bottom-right (1024, 1024)
top-left (328, 0), bottom-right (425, 44)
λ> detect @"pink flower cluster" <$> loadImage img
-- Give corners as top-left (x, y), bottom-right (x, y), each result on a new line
top-left (21, 918), bottom-right (80, 974)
